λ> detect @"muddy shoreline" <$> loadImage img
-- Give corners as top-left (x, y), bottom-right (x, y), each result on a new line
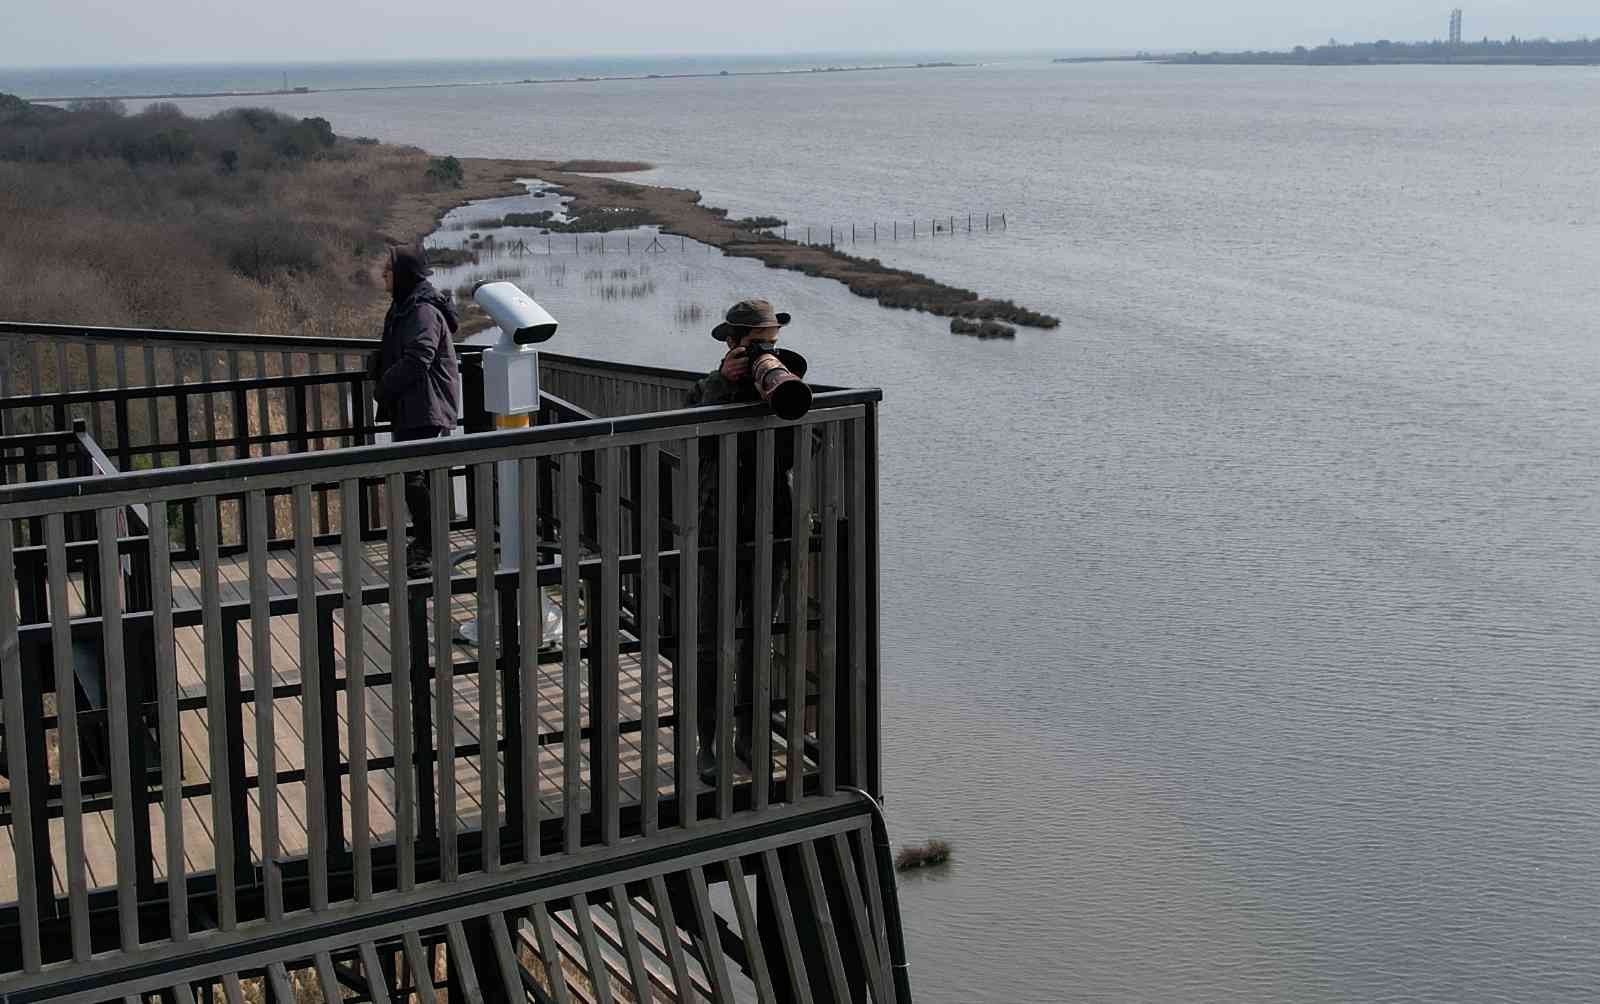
top-left (406, 157), bottom-right (1059, 331)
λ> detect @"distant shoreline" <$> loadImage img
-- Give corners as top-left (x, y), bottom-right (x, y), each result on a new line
top-left (26, 61), bottom-right (975, 105)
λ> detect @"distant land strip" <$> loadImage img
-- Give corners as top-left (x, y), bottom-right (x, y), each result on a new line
top-left (1057, 37), bottom-right (1600, 66)
top-left (442, 159), bottom-right (1060, 331)
top-left (26, 61), bottom-right (974, 106)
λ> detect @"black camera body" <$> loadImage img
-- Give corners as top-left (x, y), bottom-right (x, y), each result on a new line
top-left (745, 342), bottom-right (813, 420)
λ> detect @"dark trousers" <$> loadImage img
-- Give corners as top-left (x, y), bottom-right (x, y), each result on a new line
top-left (696, 552), bottom-right (788, 761)
top-left (395, 426), bottom-right (447, 552)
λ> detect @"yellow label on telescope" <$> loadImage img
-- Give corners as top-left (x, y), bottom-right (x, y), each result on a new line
top-left (495, 414), bottom-right (531, 430)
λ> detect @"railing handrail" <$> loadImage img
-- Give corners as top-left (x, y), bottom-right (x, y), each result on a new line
top-left (0, 368), bottom-right (364, 411)
top-left (0, 390), bottom-right (882, 514)
top-left (0, 319), bottom-right (715, 386)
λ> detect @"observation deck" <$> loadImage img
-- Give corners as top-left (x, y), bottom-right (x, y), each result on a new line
top-left (0, 321), bottom-right (905, 1004)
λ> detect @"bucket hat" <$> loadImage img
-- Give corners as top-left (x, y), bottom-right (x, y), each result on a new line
top-left (711, 298), bottom-right (791, 341)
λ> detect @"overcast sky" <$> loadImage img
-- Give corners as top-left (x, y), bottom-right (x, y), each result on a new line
top-left (6, 1), bottom-right (1598, 67)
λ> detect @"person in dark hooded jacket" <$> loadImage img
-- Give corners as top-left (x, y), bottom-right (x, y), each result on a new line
top-left (377, 245), bottom-right (461, 577)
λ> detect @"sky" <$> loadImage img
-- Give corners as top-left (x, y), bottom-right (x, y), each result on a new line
top-left (5, 0), bottom-right (1599, 67)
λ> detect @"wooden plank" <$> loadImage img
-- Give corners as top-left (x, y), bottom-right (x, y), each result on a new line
top-left (674, 437), bottom-right (699, 827)
top-left (639, 442), bottom-right (661, 837)
top-left (166, 979), bottom-right (197, 1004)
top-left (247, 490), bottom-right (284, 921)
top-left (431, 466), bottom-right (458, 882)
top-left (0, 516), bottom-right (41, 971)
top-left (530, 902), bottom-right (575, 1004)
top-left (559, 456), bottom-right (582, 853)
top-left (752, 428), bottom-right (775, 810)
top-left (688, 865), bottom-right (736, 1003)
top-left (517, 458), bottom-right (541, 862)
top-left (265, 962), bottom-right (295, 1004)
top-left (569, 893), bottom-right (615, 1004)
top-left (716, 435), bottom-right (738, 819)
top-left (787, 425), bottom-right (813, 803)
top-left (342, 479), bottom-right (373, 900)
top-left (221, 973), bottom-right (246, 1004)
top-left (725, 856), bottom-right (780, 1004)
top-left (647, 874), bottom-right (697, 1000)
top-left (294, 484), bottom-right (330, 910)
top-left (597, 447), bottom-right (621, 845)
top-left (800, 841), bottom-right (853, 1002)
top-left (760, 850), bottom-right (816, 1004)
top-left (831, 832), bottom-right (891, 1004)
top-left (146, 511), bottom-right (188, 942)
top-left (98, 506), bottom-right (142, 950)
top-left (199, 496), bottom-right (238, 931)
top-left (488, 912), bottom-right (528, 1002)
top-left (849, 418), bottom-right (869, 787)
top-left (818, 425), bottom-right (839, 796)
top-left (314, 951), bottom-right (343, 1002)
top-left (386, 474), bottom-right (417, 891)
top-left (358, 941), bottom-right (395, 1004)
top-left (403, 930), bottom-right (441, 1004)
top-left (45, 513), bottom-right (92, 958)
top-left (473, 463), bottom-right (500, 873)
top-left (446, 921), bottom-right (486, 1004)
top-left (855, 824), bottom-right (895, 1000)
top-left (608, 884), bottom-right (654, 1002)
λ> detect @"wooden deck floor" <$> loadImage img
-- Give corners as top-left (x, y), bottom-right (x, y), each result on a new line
top-left (0, 531), bottom-right (794, 906)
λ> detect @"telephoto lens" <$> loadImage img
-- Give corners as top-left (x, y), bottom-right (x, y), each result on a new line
top-left (746, 342), bottom-right (812, 420)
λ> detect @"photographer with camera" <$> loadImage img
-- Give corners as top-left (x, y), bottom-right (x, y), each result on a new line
top-left (685, 299), bottom-right (811, 783)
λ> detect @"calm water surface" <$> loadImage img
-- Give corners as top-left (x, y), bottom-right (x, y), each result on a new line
top-left (28, 60), bottom-right (1600, 1001)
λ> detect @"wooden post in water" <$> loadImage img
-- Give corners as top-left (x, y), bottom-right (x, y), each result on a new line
top-left (968, 213), bottom-right (972, 232)
top-left (949, 215), bottom-right (955, 233)
top-left (873, 222), bottom-right (878, 242)
top-left (1002, 212), bottom-right (1007, 229)
top-left (807, 226), bottom-right (812, 244)
top-left (985, 213), bottom-right (990, 231)
top-left (851, 223), bottom-right (856, 243)
top-left (627, 235), bottom-right (631, 254)
top-left (893, 221), bottom-right (897, 240)
top-left (912, 220), bottom-right (916, 238)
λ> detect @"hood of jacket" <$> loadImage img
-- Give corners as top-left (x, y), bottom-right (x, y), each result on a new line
top-left (392, 280), bottom-right (459, 335)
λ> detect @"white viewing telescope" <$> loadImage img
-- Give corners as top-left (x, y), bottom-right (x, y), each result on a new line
top-left (457, 281), bottom-right (559, 650)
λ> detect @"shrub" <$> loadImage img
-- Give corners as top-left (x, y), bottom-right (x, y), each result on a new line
top-left (222, 218), bottom-right (323, 283)
top-left (426, 155), bottom-right (464, 188)
top-left (895, 839), bottom-right (952, 871)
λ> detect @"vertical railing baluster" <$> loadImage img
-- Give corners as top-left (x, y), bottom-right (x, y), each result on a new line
top-left (473, 463), bottom-right (500, 873)
top-left (113, 344), bottom-right (131, 469)
top-left (45, 514), bottom-right (92, 959)
top-left (639, 441), bottom-right (661, 836)
top-left (29, 340), bottom-right (45, 437)
top-left (246, 489), bottom-right (283, 921)
top-left (142, 346), bottom-right (158, 466)
top-left (253, 352), bottom-right (270, 458)
top-left (597, 447), bottom-right (621, 845)
top-left (787, 424), bottom-right (813, 803)
top-left (97, 506), bottom-right (141, 949)
top-left (849, 419), bottom-right (869, 788)
top-left (517, 458), bottom-right (541, 862)
top-left (386, 473), bottom-right (417, 891)
top-left (146, 509), bottom-right (187, 942)
top-left (294, 484), bottom-right (330, 909)
top-left (342, 479), bottom-right (373, 900)
top-left (85, 342), bottom-right (104, 443)
top-left (560, 454), bottom-right (582, 852)
top-left (430, 467), bottom-right (457, 881)
top-left (200, 350), bottom-right (218, 463)
top-left (199, 496), bottom-right (237, 931)
top-left (674, 438), bottom-right (699, 828)
top-left (0, 515), bottom-right (42, 971)
top-left (752, 429), bottom-right (775, 810)
top-left (716, 435), bottom-right (737, 819)
top-left (819, 425), bottom-right (840, 796)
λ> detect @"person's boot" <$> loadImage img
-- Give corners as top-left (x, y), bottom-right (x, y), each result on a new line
top-left (696, 742), bottom-right (718, 785)
top-left (406, 543), bottom-right (432, 579)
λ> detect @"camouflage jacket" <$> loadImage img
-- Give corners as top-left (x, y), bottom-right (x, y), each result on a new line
top-left (686, 366), bottom-right (793, 548)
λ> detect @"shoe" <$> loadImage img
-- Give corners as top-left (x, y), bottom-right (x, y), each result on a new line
top-left (406, 546), bottom-right (432, 579)
top-left (697, 745), bottom-right (718, 785)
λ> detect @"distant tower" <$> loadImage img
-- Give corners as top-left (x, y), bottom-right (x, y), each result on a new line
top-left (1449, 8), bottom-right (1463, 46)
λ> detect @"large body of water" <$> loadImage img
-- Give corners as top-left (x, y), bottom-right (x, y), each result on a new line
top-left (11, 58), bottom-right (1598, 1001)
